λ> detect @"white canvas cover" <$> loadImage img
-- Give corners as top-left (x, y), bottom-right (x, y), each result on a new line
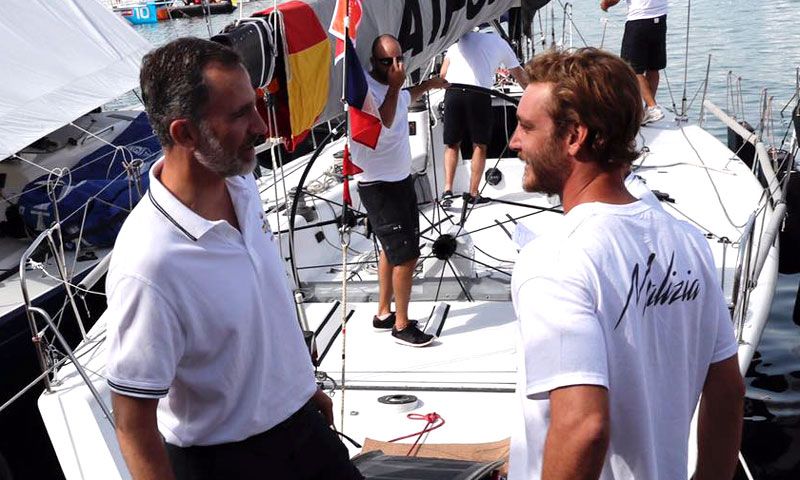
top-left (0, 0), bottom-right (152, 159)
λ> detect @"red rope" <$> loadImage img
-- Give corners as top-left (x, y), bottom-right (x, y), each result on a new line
top-left (386, 412), bottom-right (445, 456)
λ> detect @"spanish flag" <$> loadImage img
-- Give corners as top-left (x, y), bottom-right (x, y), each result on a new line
top-left (264, 1), bottom-right (330, 151)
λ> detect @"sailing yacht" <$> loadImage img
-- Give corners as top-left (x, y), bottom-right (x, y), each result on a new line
top-left (9, 0), bottom-right (795, 479)
top-left (0, 1), bottom-right (159, 478)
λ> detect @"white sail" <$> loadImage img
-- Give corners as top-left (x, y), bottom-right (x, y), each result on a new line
top-left (0, 0), bottom-right (152, 159)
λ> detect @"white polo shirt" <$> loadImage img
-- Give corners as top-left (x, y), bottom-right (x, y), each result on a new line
top-left (104, 158), bottom-right (317, 447)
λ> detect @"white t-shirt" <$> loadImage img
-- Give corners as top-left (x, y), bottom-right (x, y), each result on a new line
top-left (509, 200), bottom-right (737, 480)
top-left (444, 32), bottom-right (520, 88)
top-left (104, 159), bottom-right (317, 447)
top-left (350, 74), bottom-right (413, 183)
top-left (626, 0), bottom-right (668, 21)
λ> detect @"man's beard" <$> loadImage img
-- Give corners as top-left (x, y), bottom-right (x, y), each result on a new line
top-left (194, 122), bottom-right (257, 178)
top-left (521, 135), bottom-right (572, 196)
top-left (371, 68), bottom-right (387, 83)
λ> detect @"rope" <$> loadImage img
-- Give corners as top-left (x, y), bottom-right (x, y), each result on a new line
top-left (338, 224), bottom-right (351, 433)
top-left (386, 412), bottom-right (445, 456)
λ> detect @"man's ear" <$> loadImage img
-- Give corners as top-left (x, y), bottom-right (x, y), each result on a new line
top-left (566, 122), bottom-right (590, 157)
top-left (168, 119), bottom-right (198, 149)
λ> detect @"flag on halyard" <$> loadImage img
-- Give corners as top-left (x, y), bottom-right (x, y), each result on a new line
top-left (341, 144), bottom-right (362, 206)
top-left (344, 37), bottom-right (381, 149)
top-left (329, 0), bottom-right (363, 64)
top-left (261, 1), bottom-right (330, 151)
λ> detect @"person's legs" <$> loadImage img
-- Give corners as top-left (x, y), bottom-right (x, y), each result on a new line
top-left (443, 90), bottom-right (465, 195)
top-left (443, 144), bottom-right (460, 194)
top-left (377, 250), bottom-right (394, 318)
top-left (637, 74), bottom-right (657, 107)
top-left (646, 69), bottom-right (659, 100)
top-left (469, 144), bottom-right (487, 196)
top-left (391, 256), bottom-right (418, 330)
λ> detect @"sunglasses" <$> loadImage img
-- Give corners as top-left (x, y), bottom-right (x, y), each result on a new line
top-left (376, 56), bottom-right (404, 66)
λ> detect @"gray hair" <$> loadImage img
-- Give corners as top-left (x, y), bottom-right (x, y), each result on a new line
top-left (139, 37), bottom-right (243, 148)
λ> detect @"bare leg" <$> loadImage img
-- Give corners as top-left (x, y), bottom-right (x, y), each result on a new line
top-left (637, 74), bottom-right (657, 107)
top-left (469, 144), bottom-right (488, 196)
top-left (392, 257), bottom-right (418, 330)
top-left (443, 144), bottom-right (460, 193)
top-left (646, 70), bottom-right (659, 100)
top-left (377, 250), bottom-right (394, 317)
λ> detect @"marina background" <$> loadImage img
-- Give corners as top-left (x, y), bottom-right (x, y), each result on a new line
top-left (124, 1), bottom-right (800, 478)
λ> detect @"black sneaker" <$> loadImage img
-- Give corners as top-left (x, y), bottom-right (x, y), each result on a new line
top-left (441, 190), bottom-right (454, 200)
top-left (391, 324), bottom-right (435, 347)
top-left (373, 312), bottom-right (417, 331)
top-left (465, 193), bottom-right (491, 205)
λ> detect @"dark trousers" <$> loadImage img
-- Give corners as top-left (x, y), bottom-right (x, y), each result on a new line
top-left (165, 401), bottom-right (364, 480)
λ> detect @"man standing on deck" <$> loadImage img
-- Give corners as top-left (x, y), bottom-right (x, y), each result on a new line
top-left (601, 0), bottom-right (667, 125)
top-left (103, 37), bottom-right (362, 480)
top-left (508, 48), bottom-right (744, 479)
top-left (350, 34), bottom-right (448, 347)
top-left (440, 30), bottom-right (528, 204)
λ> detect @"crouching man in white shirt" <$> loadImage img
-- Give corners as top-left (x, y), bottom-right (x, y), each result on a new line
top-left (507, 48), bottom-right (744, 480)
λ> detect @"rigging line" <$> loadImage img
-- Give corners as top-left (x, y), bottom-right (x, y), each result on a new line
top-left (680, 0), bottom-right (692, 117)
top-left (471, 241), bottom-right (515, 266)
top-left (28, 262), bottom-right (106, 297)
top-left (424, 81), bottom-right (442, 232)
top-left (455, 207), bottom-right (553, 238)
top-left (47, 168), bottom-right (132, 230)
top-left (2, 139), bottom-right (161, 209)
top-left (557, 1), bottom-right (589, 48)
top-left (662, 69), bottom-right (680, 118)
top-left (322, 199), bottom-right (364, 255)
top-left (67, 120), bottom-right (120, 149)
top-left (68, 202), bottom-right (91, 278)
top-left (677, 123), bottom-right (751, 229)
top-left (450, 250), bottom-right (512, 278)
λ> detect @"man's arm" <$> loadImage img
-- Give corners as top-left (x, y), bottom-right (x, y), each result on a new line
top-left (694, 354), bottom-right (744, 480)
top-left (542, 385), bottom-right (610, 480)
top-left (600, 0), bottom-right (621, 11)
top-left (407, 76), bottom-right (450, 103)
top-left (509, 66), bottom-right (529, 88)
top-left (112, 392), bottom-right (175, 480)
top-left (439, 57), bottom-right (450, 79)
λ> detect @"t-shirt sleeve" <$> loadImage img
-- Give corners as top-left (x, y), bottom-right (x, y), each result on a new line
top-left (105, 274), bottom-right (184, 399)
top-left (516, 270), bottom-right (608, 399)
top-left (710, 287), bottom-right (738, 363)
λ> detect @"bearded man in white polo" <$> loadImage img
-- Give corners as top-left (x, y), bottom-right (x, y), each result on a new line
top-left (103, 37), bottom-right (362, 480)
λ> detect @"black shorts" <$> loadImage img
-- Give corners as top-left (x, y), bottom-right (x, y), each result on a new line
top-left (166, 400), bottom-right (363, 480)
top-left (621, 14), bottom-right (667, 74)
top-left (358, 175), bottom-right (420, 265)
top-left (443, 88), bottom-right (493, 146)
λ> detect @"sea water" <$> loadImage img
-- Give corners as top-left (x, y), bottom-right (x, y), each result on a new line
top-left (128, 1), bottom-right (800, 477)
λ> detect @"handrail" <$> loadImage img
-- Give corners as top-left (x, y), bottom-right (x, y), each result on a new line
top-left (703, 99), bottom-right (785, 205)
top-left (731, 213), bottom-right (756, 339)
top-left (27, 307), bottom-right (115, 428)
top-left (19, 227), bottom-right (58, 392)
top-left (702, 99), bottom-right (788, 283)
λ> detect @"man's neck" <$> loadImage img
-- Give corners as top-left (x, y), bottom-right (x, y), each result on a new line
top-left (561, 160), bottom-right (637, 213)
top-left (159, 149), bottom-right (234, 224)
